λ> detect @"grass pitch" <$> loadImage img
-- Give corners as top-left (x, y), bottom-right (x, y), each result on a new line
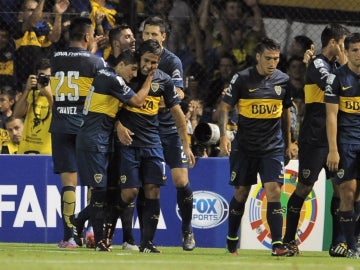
top-left (0, 243), bottom-right (358, 270)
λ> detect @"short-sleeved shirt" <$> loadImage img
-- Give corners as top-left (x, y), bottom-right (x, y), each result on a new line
top-left (324, 64), bottom-right (360, 144)
top-left (118, 69), bottom-right (180, 147)
top-left (157, 48), bottom-right (184, 135)
top-left (77, 67), bottom-right (136, 152)
top-left (49, 47), bottom-right (106, 134)
top-left (299, 54), bottom-right (338, 147)
top-left (222, 65), bottom-right (292, 157)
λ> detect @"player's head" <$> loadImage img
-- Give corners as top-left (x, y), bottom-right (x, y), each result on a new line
top-left (344, 32), bottom-right (360, 68)
top-left (5, 116), bottom-right (24, 145)
top-left (255, 37), bottom-right (281, 77)
top-left (290, 35), bottom-right (313, 57)
top-left (142, 16), bottom-right (167, 47)
top-left (321, 23), bottom-right (349, 49)
top-left (113, 50), bottom-right (139, 83)
top-left (68, 17), bottom-right (94, 50)
top-left (137, 39), bottom-right (161, 76)
top-left (109, 24), bottom-right (136, 52)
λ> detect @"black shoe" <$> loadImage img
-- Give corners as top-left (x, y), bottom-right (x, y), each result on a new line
top-left (329, 242), bottom-right (348, 257)
top-left (283, 240), bottom-right (301, 256)
top-left (271, 243), bottom-right (294, 257)
top-left (69, 214), bottom-right (84, 247)
top-left (139, 241), bottom-right (161, 253)
top-left (182, 231), bottom-right (195, 251)
top-left (95, 240), bottom-right (111, 252)
top-left (226, 236), bottom-right (239, 255)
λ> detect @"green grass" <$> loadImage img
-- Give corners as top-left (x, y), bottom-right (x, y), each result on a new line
top-left (0, 243), bottom-right (359, 270)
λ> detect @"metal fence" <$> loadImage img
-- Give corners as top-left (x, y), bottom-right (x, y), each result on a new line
top-left (1, 0), bottom-right (360, 93)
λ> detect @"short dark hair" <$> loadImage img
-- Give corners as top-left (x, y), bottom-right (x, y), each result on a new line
top-left (69, 17), bottom-right (92, 41)
top-left (143, 16), bottom-right (167, 34)
top-left (321, 23), bottom-right (350, 48)
top-left (344, 32), bottom-right (360, 50)
top-left (112, 50), bottom-right (138, 67)
top-left (137, 39), bottom-right (162, 57)
top-left (255, 37), bottom-right (281, 54)
top-left (109, 23), bottom-right (132, 44)
top-left (294, 35), bottom-right (313, 52)
top-left (35, 58), bottom-right (51, 72)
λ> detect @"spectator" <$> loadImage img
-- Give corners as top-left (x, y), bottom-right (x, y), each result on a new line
top-left (0, 21), bottom-right (16, 87)
top-left (0, 85), bottom-right (16, 129)
top-left (14, 0), bottom-right (69, 90)
top-left (286, 56), bottom-right (306, 142)
top-left (13, 58), bottom-right (52, 155)
top-left (1, 116), bottom-right (24, 154)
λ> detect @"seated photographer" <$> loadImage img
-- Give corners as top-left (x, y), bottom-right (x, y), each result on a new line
top-left (13, 58), bottom-right (53, 154)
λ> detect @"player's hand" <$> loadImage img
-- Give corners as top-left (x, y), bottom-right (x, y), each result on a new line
top-left (116, 124), bottom-right (134, 146)
top-left (335, 42), bottom-right (347, 65)
top-left (219, 135), bottom-right (231, 156)
top-left (303, 44), bottom-right (315, 64)
top-left (326, 150), bottom-right (340, 172)
top-left (184, 146), bottom-right (196, 168)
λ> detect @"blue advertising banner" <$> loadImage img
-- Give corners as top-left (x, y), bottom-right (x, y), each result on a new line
top-left (0, 155), bottom-right (233, 247)
top-left (0, 156), bottom-right (329, 250)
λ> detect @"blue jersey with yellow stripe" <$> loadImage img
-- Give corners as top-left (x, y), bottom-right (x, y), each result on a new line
top-left (324, 64), bottom-right (360, 144)
top-left (299, 54), bottom-right (338, 146)
top-left (119, 69), bottom-right (180, 147)
top-left (77, 67), bottom-right (136, 152)
top-left (49, 47), bottom-right (107, 134)
top-left (157, 48), bottom-right (184, 135)
top-left (223, 65), bottom-right (291, 156)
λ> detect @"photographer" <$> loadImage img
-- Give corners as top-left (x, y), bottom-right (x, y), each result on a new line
top-left (13, 58), bottom-right (53, 154)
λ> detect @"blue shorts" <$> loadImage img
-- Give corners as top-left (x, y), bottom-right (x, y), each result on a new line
top-left (160, 133), bottom-right (188, 169)
top-left (229, 147), bottom-right (284, 186)
top-left (298, 142), bottom-right (333, 185)
top-left (76, 149), bottom-right (109, 188)
top-left (334, 143), bottom-right (360, 184)
top-left (51, 133), bottom-right (77, 174)
top-left (119, 146), bottom-right (167, 188)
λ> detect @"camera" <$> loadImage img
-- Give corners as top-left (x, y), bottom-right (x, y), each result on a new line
top-left (37, 73), bottom-right (50, 87)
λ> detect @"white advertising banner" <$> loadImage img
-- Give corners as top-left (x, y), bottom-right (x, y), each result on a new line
top-left (240, 160), bottom-right (326, 251)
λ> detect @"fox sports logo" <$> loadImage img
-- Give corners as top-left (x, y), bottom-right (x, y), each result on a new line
top-left (176, 190), bottom-right (229, 229)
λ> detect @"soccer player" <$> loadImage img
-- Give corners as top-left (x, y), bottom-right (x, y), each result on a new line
top-left (106, 24), bottom-right (139, 251)
top-left (325, 32), bottom-right (360, 259)
top-left (283, 24), bottom-right (350, 257)
top-left (114, 39), bottom-right (195, 253)
top-left (49, 17), bottom-right (107, 248)
top-left (218, 37), bottom-right (293, 256)
top-left (73, 50), bottom-right (155, 251)
top-left (140, 15), bottom-right (196, 251)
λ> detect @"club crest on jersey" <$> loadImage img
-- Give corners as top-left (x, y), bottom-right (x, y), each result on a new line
top-left (337, 169), bottom-right (345, 179)
top-left (94, 174), bottom-right (103, 183)
top-left (151, 83), bottom-right (160, 92)
top-left (120, 175), bottom-right (127, 184)
top-left (231, 171), bottom-right (236, 182)
top-left (274, 85), bottom-right (282, 95)
top-left (302, 169), bottom-right (310, 179)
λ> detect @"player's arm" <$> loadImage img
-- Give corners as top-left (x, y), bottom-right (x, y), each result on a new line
top-left (282, 107), bottom-right (293, 159)
top-left (217, 100), bottom-right (232, 156)
top-left (325, 102), bottom-right (339, 172)
top-left (127, 71), bottom-right (155, 107)
top-left (170, 104), bottom-right (196, 168)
